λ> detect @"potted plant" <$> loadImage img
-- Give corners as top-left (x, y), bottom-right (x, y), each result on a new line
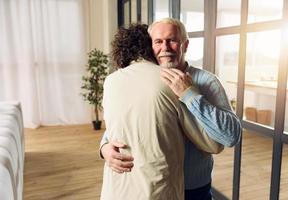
top-left (81, 48), bottom-right (108, 130)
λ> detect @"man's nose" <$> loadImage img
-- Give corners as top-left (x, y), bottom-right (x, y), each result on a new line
top-left (161, 40), bottom-right (171, 51)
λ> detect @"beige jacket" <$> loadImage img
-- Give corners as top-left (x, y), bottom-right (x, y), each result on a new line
top-left (101, 61), bottom-right (223, 200)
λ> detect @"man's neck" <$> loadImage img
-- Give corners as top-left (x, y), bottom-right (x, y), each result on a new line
top-left (177, 62), bottom-right (188, 72)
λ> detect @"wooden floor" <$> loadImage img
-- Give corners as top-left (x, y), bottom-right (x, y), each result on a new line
top-left (213, 131), bottom-right (288, 200)
top-left (24, 124), bottom-right (104, 200)
top-left (24, 125), bottom-right (288, 200)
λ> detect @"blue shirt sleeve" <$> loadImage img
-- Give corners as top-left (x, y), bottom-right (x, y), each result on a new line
top-left (179, 70), bottom-right (242, 147)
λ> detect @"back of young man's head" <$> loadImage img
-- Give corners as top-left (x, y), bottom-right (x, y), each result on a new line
top-left (111, 24), bottom-right (156, 69)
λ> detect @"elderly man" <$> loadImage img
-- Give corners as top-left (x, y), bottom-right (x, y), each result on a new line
top-left (101, 18), bottom-right (242, 200)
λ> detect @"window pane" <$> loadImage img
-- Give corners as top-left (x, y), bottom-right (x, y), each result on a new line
top-left (141, 0), bottom-right (148, 24)
top-left (213, 34), bottom-right (239, 199)
top-left (131, 0), bottom-right (137, 23)
top-left (185, 38), bottom-right (203, 69)
top-left (280, 145), bottom-right (288, 200)
top-left (285, 78), bottom-right (288, 133)
top-left (217, 0), bottom-right (241, 28)
top-left (240, 130), bottom-right (272, 199)
top-left (124, 1), bottom-right (130, 27)
top-left (215, 34), bottom-right (239, 109)
top-left (154, 0), bottom-right (169, 20)
top-left (248, 0), bottom-right (283, 24)
top-left (281, 72), bottom-right (288, 199)
top-left (212, 149), bottom-right (234, 199)
top-left (180, 0), bottom-right (204, 32)
top-left (244, 30), bottom-right (281, 128)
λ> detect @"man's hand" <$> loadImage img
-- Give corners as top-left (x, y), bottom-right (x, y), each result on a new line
top-left (160, 68), bottom-right (192, 97)
top-left (101, 141), bottom-right (134, 173)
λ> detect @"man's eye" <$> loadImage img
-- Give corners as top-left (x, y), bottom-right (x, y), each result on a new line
top-left (154, 41), bottom-right (161, 44)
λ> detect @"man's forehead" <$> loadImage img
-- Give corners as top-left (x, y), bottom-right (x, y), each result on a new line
top-left (150, 23), bottom-right (180, 39)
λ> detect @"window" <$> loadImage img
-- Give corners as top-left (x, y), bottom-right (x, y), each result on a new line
top-left (185, 38), bottom-right (203, 68)
top-left (119, 0), bottom-right (288, 198)
top-left (248, 0), bottom-right (283, 24)
top-left (243, 30), bottom-right (281, 127)
top-left (215, 34), bottom-right (240, 108)
top-left (154, 0), bottom-right (169, 20)
top-left (217, 0), bottom-right (241, 28)
top-left (181, 0), bottom-right (204, 32)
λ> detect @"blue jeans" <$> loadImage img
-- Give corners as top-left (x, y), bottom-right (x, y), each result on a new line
top-left (185, 183), bottom-right (212, 200)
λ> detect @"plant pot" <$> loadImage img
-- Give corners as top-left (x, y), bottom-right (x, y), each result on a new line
top-left (92, 120), bottom-right (102, 130)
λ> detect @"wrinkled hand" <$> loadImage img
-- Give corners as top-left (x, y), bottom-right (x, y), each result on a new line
top-left (160, 68), bottom-right (192, 97)
top-left (101, 141), bottom-right (134, 173)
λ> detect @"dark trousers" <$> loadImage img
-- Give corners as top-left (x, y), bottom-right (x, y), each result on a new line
top-left (185, 183), bottom-right (212, 200)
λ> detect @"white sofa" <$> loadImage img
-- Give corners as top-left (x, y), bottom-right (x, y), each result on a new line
top-left (0, 102), bottom-right (24, 200)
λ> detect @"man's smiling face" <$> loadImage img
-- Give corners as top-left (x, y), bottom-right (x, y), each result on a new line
top-left (150, 22), bottom-right (188, 69)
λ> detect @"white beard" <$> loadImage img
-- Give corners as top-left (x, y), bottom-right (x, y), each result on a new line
top-left (160, 62), bottom-right (176, 68)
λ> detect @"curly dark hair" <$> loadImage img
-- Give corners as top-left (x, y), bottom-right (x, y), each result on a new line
top-left (111, 24), bottom-right (157, 69)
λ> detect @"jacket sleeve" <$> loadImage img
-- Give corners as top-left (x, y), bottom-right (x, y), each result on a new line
top-left (99, 130), bottom-right (109, 158)
top-left (99, 77), bottom-right (110, 159)
top-left (177, 86), bottom-right (224, 154)
top-left (179, 77), bottom-right (242, 147)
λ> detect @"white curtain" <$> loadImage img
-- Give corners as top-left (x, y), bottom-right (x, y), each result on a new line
top-left (0, 0), bottom-right (91, 128)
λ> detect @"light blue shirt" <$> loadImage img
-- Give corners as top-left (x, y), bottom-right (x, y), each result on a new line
top-left (100, 65), bottom-right (242, 190)
top-left (179, 65), bottom-right (242, 189)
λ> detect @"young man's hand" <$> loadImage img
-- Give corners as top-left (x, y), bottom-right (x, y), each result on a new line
top-left (101, 141), bottom-right (134, 173)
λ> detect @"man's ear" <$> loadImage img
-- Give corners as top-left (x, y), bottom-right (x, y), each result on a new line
top-left (183, 39), bottom-right (189, 53)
